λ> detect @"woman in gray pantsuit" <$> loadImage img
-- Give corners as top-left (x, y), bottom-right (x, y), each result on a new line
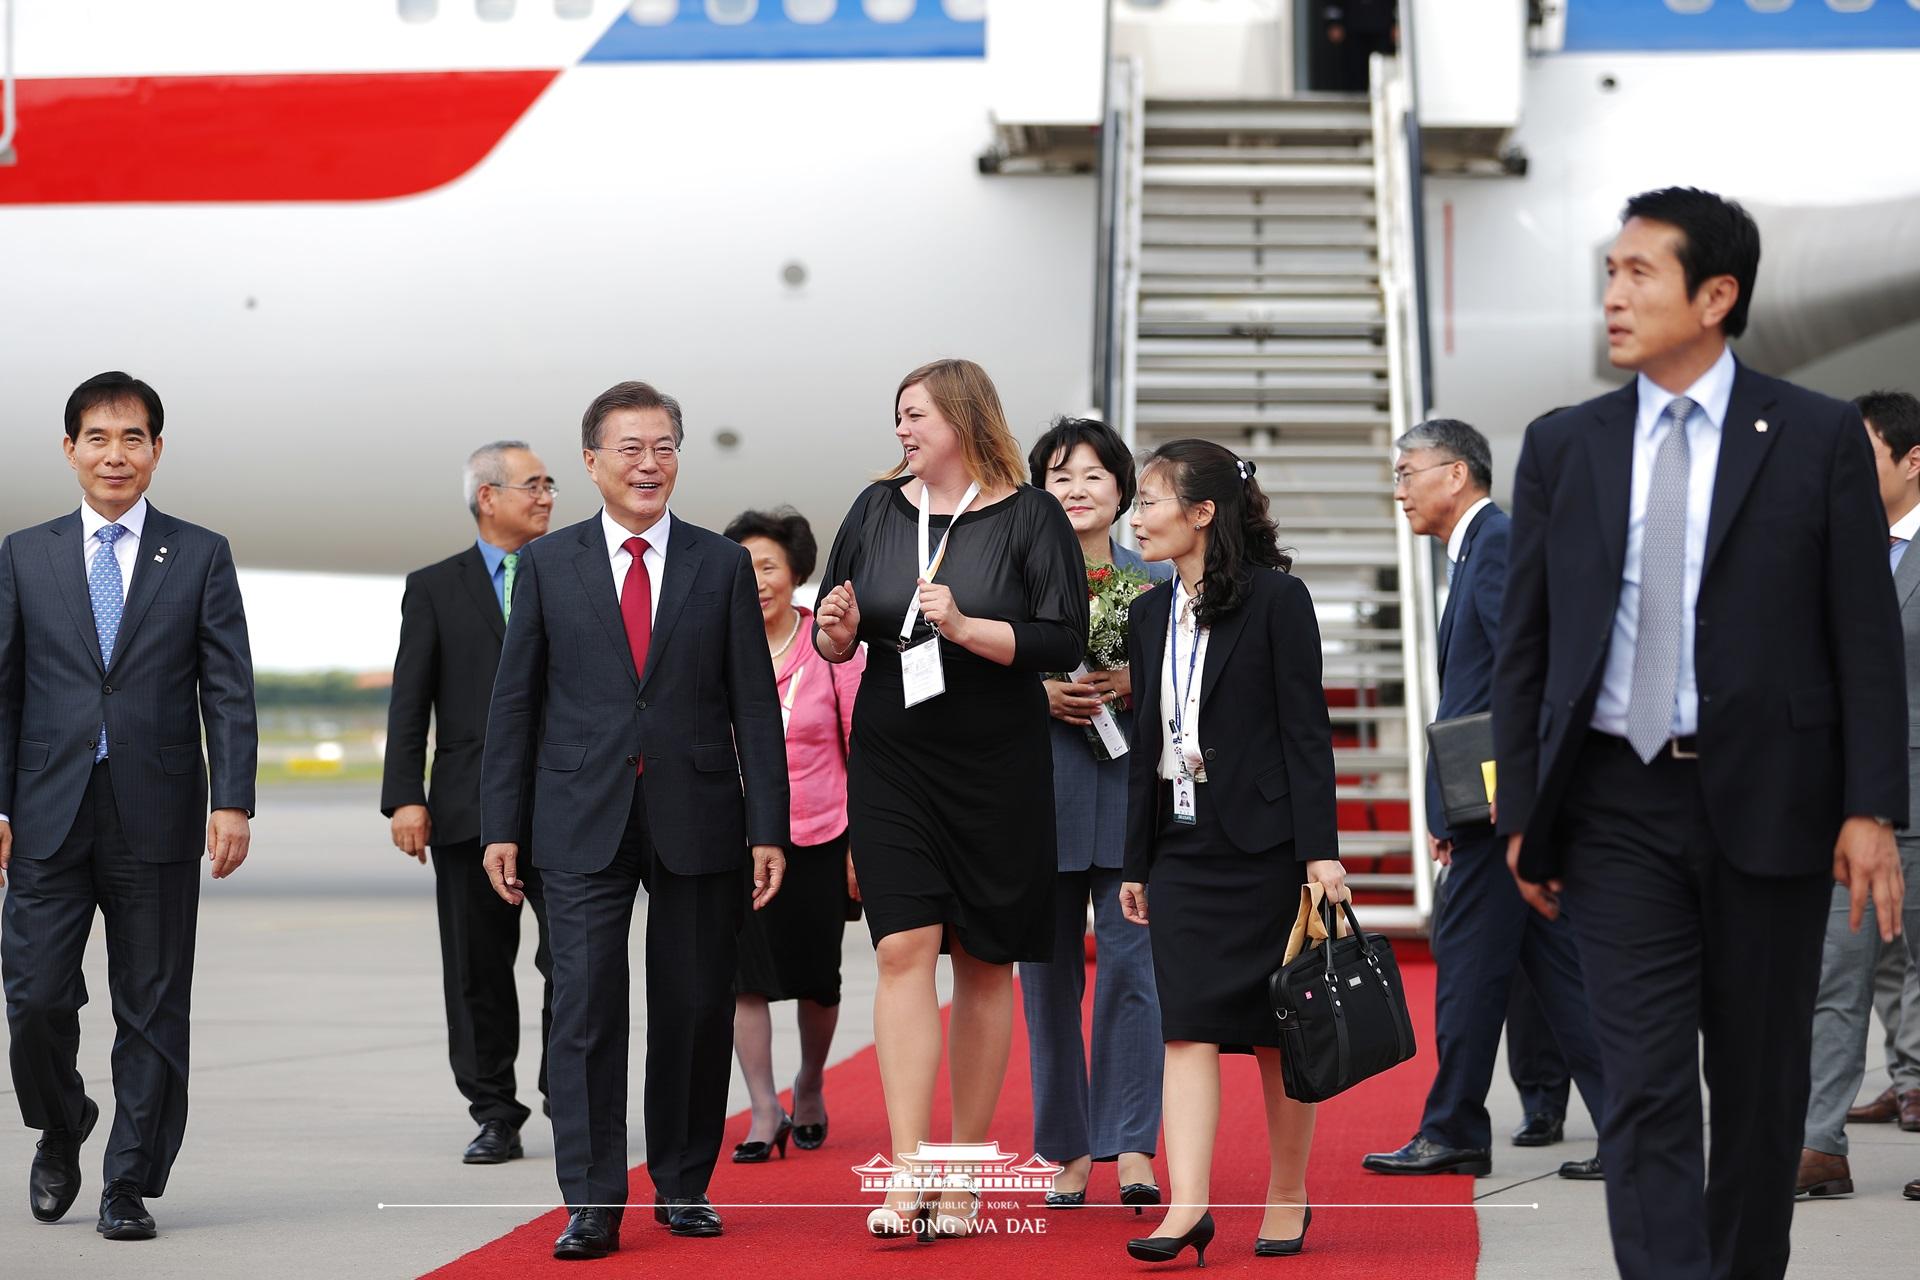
top-left (1021, 418), bottom-right (1173, 1210)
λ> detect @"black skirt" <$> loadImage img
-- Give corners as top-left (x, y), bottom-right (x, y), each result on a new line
top-left (1146, 781), bottom-right (1304, 1053)
top-left (734, 830), bottom-right (852, 1006)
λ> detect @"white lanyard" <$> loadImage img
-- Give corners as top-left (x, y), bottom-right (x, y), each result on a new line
top-left (896, 480), bottom-right (980, 647)
top-left (1167, 591), bottom-right (1203, 773)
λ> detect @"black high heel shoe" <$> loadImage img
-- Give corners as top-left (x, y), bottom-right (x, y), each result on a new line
top-left (1253, 1204), bottom-right (1312, 1257)
top-left (1126, 1211), bottom-right (1215, 1268)
top-left (731, 1113), bottom-right (792, 1163)
top-left (792, 1110), bottom-right (828, 1151)
top-left (1120, 1182), bottom-right (1163, 1215)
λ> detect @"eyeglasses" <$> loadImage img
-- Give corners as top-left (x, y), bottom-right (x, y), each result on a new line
top-left (591, 442), bottom-right (680, 464)
top-left (488, 480), bottom-right (558, 497)
top-left (1391, 460), bottom-right (1461, 489)
top-left (1135, 497), bottom-right (1174, 512)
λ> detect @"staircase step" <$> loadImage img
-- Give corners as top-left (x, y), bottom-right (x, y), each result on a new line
top-left (1142, 225), bottom-right (1379, 251)
top-left (1231, 443), bottom-right (1391, 464)
top-left (1320, 625), bottom-right (1403, 645)
top-left (1137, 372), bottom-right (1386, 403)
top-left (1321, 653), bottom-right (1407, 680)
top-left (1288, 536), bottom-right (1399, 566)
top-left (1136, 402), bottom-right (1390, 428)
top-left (1142, 193), bottom-right (1376, 220)
top-left (1333, 748), bottom-right (1411, 773)
top-left (1339, 833), bottom-right (1415, 859)
top-left (1140, 277), bottom-right (1382, 300)
top-left (1143, 145), bottom-right (1373, 165)
top-left (1144, 162), bottom-right (1375, 191)
top-left (1144, 99), bottom-right (1372, 136)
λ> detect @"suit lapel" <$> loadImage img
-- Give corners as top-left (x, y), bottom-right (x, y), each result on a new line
top-left (1133, 584), bottom-right (1172, 730)
top-left (46, 513), bottom-right (104, 674)
top-left (1198, 589), bottom-right (1249, 711)
top-left (1587, 383), bottom-right (1638, 583)
top-left (1436, 503), bottom-right (1495, 675)
top-left (639, 516), bottom-right (705, 692)
top-left (458, 546), bottom-right (507, 642)
top-left (1896, 538), bottom-right (1920, 611)
top-left (573, 518), bottom-right (638, 687)
top-left (107, 506), bottom-right (180, 671)
top-left (1702, 364), bottom-right (1781, 580)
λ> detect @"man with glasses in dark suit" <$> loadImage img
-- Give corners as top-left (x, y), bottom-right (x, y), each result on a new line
top-left (383, 440), bottom-right (558, 1166)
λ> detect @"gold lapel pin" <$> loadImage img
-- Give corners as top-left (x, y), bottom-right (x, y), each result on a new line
top-left (1754, 419), bottom-right (1769, 433)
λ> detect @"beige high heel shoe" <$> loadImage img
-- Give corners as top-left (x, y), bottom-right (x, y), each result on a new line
top-left (930, 1172), bottom-right (981, 1238)
top-left (866, 1174), bottom-right (935, 1241)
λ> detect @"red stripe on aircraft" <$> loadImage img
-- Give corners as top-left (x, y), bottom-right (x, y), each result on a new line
top-left (0, 70), bottom-right (559, 204)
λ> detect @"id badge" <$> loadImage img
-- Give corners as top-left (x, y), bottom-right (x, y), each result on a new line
top-left (900, 636), bottom-right (946, 707)
top-left (1171, 773), bottom-right (1197, 825)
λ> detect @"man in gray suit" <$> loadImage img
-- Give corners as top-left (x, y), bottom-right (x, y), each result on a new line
top-left (1798, 388), bottom-right (1920, 1200)
top-left (0, 371), bottom-right (257, 1240)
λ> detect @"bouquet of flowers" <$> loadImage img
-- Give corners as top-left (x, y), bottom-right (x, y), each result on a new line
top-left (1084, 562), bottom-right (1152, 674)
top-left (1069, 561), bottom-right (1153, 760)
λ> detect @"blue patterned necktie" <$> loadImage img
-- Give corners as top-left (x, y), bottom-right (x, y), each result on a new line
top-left (1625, 396), bottom-right (1697, 762)
top-left (90, 523), bottom-right (128, 761)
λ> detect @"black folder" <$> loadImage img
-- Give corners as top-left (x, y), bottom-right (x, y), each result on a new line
top-left (1425, 711), bottom-right (1496, 829)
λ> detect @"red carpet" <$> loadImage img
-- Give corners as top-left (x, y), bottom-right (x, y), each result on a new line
top-left (425, 956), bottom-right (1473, 1278)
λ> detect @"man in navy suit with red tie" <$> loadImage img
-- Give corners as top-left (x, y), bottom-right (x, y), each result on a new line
top-left (480, 381), bottom-right (789, 1261)
top-left (1493, 189), bottom-right (1907, 1280)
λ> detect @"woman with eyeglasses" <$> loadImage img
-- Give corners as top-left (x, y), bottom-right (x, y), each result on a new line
top-left (1118, 439), bottom-right (1346, 1265)
top-left (814, 359), bottom-right (1087, 1242)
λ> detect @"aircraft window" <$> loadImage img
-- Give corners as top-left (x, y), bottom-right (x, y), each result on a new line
top-left (1823, 0), bottom-right (1876, 12)
top-left (556, 0), bottom-right (594, 17)
top-left (398, 0), bottom-right (439, 20)
top-left (786, 0), bottom-right (836, 22)
top-left (863, 0), bottom-right (914, 22)
top-left (942, 0), bottom-right (985, 18)
top-left (629, 0), bottom-right (677, 21)
top-left (1743, 1), bottom-right (1792, 15)
top-left (707, 0), bottom-right (757, 23)
top-left (1661, 1), bottom-right (1711, 12)
top-left (476, 0), bottom-right (516, 20)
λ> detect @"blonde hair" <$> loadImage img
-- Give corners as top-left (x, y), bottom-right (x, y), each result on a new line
top-left (884, 358), bottom-right (1027, 493)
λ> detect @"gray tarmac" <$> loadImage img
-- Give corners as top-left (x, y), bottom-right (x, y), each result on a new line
top-left (0, 782), bottom-right (1913, 1277)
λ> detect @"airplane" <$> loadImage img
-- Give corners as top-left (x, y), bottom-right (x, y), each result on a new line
top-left (0, 0), bottom-right (1916, 578)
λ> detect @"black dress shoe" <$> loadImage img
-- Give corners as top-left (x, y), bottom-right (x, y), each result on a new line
top-left (464, 1119), bottom-right (524, 1165)
top-left (732, 1113), bottom-right (792, 1163)
top-left (1127, 1211), bottom-right (1215, 1267)
top-left (1511, 1112), bottom-right (1565, 1147)
top-left (553, 1207), bottom-right (621, 1260)
top-left (30, 1096), bottom-right (99, 1223)
top-left (96, 1180), bottom-right (157, 1241)
top-left (1254, 1204), bottom-right (1312, 1257)
top-left (792, 1111), bottom-right (829, 1151)
top-left (1557, 1157), bottom-right (1604, 1181)
top-left (1361, 1136), bottom-right (1492, 1177)
top-left (1120, 1182), bottom-right (1163, 1216)
top-left (654, 1194), bottom-right (723, 1237)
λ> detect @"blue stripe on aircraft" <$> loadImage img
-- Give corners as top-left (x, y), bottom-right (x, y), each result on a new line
top-left (1564, 0), bottom-right (1920, 52)
top-left (583, 2), bottom-right (985, 63)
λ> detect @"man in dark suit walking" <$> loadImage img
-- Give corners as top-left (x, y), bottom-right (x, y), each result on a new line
top-left (382, 440), bottom-right (558, 1165)
top-left (1, 371), bottom-right (256, 1241)
top-left (481, 381), bottom-right (788, 1261)
top-left (1366, 418), bottom-right (1607, 1183)
top-left (1493, 188), bottom-right (1907, 1280)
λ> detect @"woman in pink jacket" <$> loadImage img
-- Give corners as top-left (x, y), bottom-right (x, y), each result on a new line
top-left (725, 508), bottom-right (865, 1161)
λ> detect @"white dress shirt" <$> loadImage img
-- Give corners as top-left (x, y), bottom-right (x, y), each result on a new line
top-left (1591, 344), bottom-right (1736, 741)
top-left (1446, 496), bottom-right (1493, 570)
top-left (1891, 502), bottom-right (1920, 574)
top-left (80, 496), bottom-right (147, 604)
top-left (601, 507), bottom-right (669, 625)
top-left (1158, 576), bottom-right (1210, 782)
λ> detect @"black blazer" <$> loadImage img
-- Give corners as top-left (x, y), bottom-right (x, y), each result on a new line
top-left (1122, 568), bottom-right (1338, 882)
top-left (0, 505), bottom-right (257, 863)
top-left (1426, 503), bottom-right (1509, 841)
top-left (1492, 363), bottom-right (1907, 881)
top-left (380, 545), bottom-right (509, 847)
top-left (480, 513), bottom-right (789, 876)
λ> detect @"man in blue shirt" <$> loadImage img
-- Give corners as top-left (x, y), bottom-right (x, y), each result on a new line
top-left (380, 440), bottom-right (558, 1165)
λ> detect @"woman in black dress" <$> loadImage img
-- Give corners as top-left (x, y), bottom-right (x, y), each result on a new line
top-left (813, 359), bottom-right (1087, 1240)
top-left (1117, 440), bottom-right (1347, 1265)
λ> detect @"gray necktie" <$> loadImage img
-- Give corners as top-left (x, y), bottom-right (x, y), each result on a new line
top-left (1625, 396), bottom-right (1697, 762)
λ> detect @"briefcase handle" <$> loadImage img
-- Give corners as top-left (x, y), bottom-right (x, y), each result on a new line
top-left (1313, 899), bottom-right (1381, 980)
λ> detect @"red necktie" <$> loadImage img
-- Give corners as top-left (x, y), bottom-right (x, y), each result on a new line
top-left (621, 536), bottom-right (652, 774)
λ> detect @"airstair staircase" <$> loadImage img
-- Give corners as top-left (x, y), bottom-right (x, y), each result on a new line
top-left (1105, 57), bottom-right (1438, 934)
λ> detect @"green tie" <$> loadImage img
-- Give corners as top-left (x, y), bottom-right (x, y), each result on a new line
top-left (502, 551), bottom-right (519, 620)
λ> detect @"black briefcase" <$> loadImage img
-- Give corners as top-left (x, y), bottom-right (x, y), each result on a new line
top-left (1268, 898), bottom-right (1418, 1103)
top-left (1425, 711), bottom-right (1496, 828)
